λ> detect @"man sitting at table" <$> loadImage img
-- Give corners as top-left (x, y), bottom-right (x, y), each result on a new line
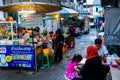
top-left (95, 38), bottom-right (108, 62)
top-left (94, 38), bottom-right (110, 80)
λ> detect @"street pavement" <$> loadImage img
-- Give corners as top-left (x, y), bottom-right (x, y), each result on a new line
top-left (0, 28), bottom-right (97, 80)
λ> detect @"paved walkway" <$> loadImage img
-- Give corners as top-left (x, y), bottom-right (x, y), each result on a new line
top-left (0, 29), bottom-right (98, 80)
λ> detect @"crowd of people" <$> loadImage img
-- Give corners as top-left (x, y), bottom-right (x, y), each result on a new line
top-left (16, 26), bottom-right (110, 80)
top-left (15, 24), bottom-right (111, 80)
top-left (15, 23), bottom-right (111, 80)
top-left (16, 24), bottom-right (78, 68)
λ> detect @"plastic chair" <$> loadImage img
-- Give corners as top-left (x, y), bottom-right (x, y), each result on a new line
top-left (41, 48), bottom-right (51, 68)
top-left (63, 43), bottom-right (67, 53)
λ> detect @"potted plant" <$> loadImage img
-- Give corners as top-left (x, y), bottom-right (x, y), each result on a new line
top-left (42, 29), bottom-right (48, 37)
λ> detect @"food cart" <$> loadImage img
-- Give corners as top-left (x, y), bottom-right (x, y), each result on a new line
top-left (0, 21), bottom-right (36, 72)
top-left (0, 1), bottom-right (62, 72)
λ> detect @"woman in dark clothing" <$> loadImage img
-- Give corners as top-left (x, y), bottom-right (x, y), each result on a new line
top-left (69, 25), bottom-right (75, 48)
top-left (80, 45), bottom-right (103, 80)
top-left (54, 28), bottom-right (64, 62)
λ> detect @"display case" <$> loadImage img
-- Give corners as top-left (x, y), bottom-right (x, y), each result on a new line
top-left (0, 21), bottom-right (16, 45)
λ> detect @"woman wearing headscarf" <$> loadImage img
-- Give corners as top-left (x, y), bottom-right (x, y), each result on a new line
top-left (80, 45), bottom-right (103, 80)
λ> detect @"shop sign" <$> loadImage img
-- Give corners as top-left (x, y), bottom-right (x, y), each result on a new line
top-left (0, 45), bottom-right (35, 69)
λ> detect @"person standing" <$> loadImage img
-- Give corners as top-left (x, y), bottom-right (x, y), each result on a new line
top-left (21, 28), bottom-right (30, 44)
top-left (80, 45), bottom-right (103, 80)
top-left (33, 26), bottom-right (40, 43)
top-left (69, 25), bottom-right (76, 48)
top-left (54, 28), bottom-right (64, 62)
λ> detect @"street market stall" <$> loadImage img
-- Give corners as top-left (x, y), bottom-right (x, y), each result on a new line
top-left (0, 1), bottom-right (62, 72)
top-left (0, 21), bottom-right (35, 70)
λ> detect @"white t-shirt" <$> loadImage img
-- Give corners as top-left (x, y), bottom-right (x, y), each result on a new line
top-left (100, 23), bottom-right (105, 31)
top-left (98, 45), bottom-right (108, 57)
top-left (22, 33), bottom-right (29, 39)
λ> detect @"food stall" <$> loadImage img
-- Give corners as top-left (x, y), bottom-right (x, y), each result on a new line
top-left (0, 2), bottom-right (62, 72)
top-left (0, 21), bottom-right (36, 71)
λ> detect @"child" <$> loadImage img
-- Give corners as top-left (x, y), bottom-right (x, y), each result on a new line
top-left (65, 54), bottom-right (83, 80)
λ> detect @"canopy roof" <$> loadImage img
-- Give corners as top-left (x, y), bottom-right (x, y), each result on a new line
top-left (46, 7), bottom-right (78, 17)
top-left (0, 2), bottom-right (62, 13)
top-left (57, 7), bottom-right (78, 14)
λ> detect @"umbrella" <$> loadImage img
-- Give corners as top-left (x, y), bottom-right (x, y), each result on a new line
top-left (0, 2), bottom-right (62, 13)
top-left (58, 7), bottom-right (78, 15)
top-left (46, 7), bottom-right (79, 17)
top-left (46, 7), bottom-right (79, 26)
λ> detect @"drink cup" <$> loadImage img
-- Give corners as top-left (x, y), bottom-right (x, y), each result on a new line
top-left (106, 57), bottom-right (112, 64)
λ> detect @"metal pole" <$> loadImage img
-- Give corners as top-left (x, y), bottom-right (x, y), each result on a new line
top-left (52, 19), bottom-right (53, 31)
top-left (31, 27), bottom-right (34, 47)
top-left (31, 27), bottom-right (38, 73)
top-left (11, 22), bottom-right (14, 41)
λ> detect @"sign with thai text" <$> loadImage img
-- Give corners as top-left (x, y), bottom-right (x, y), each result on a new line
top-left (0, 45), bottom-right (35, 69)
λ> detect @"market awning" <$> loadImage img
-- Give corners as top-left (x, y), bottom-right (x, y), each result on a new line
top-left (46, 7), bottom-right (79, 17)
top-left (0, 2), bottom-right (62, 13)
top-left (57, 7), bottom-right (78, 15)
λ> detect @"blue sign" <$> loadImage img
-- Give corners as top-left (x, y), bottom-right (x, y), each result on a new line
top-left (0, 45), bottom-right (35, 69)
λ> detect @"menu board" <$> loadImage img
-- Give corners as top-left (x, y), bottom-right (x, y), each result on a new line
top-left (0, 45), bottom-right (35, 69)
top-left (19, 13), bottom-right (42, 28)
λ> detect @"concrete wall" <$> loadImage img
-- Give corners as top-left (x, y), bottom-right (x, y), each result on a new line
top-left (44, 19), bottom-right (60, 33)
